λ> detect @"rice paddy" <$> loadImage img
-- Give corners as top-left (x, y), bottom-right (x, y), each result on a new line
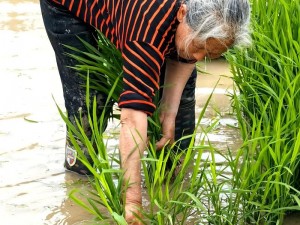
top-left (57, 0), bottom-right (300, 224)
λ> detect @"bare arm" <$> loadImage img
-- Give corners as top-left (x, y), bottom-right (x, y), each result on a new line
top-left (119, 60), bottom-right (195, 222)
top-left (156, 59), bottom-right (196, 149)
top-left (119, 108), bottom-right (147, 223)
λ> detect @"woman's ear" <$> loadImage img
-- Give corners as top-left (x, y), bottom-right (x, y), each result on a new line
top-left (177, 4), bottom-right (187, 22)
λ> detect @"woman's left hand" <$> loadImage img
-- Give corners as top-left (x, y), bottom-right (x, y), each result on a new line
top-left (156, 111), bottom-right (176, 150)
top-left (156, 59), bottom-right (195, 150)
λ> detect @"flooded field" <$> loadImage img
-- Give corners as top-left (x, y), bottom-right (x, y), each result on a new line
top-left (0, 0), bottom-right (299, 224)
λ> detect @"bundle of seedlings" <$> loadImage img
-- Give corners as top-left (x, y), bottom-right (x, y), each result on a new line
top-left (56, 31), bottom-right (227, 224)
top-left (56, 27), bottom-right (266, 224)
top-left (226, 0), bottom-right (300, 224)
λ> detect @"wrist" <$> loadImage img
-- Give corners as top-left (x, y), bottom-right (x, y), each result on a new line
top-left (159, 101), bottom-right (179, 115)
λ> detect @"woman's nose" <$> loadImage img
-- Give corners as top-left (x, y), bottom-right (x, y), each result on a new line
top-left (192, 51), bottom-right (207, 61)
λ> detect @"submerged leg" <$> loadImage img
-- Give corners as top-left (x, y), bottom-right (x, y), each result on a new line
top-left (40, 0), bottom-right (111, 175)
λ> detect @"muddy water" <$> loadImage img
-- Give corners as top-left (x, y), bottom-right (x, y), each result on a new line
top-left (1, 0), bottom-right (299, 224)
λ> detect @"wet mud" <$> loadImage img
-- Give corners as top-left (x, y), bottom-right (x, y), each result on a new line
top-left (0, 0), bottom-right (299, 224)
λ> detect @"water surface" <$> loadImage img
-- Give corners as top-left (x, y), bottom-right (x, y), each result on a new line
top-left (1, 1), bottom-right (299, 224)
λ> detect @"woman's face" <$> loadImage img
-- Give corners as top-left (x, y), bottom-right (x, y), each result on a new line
top-left (175, 4), bottom-right (234, 61)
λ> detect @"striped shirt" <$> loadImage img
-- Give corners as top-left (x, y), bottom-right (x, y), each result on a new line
top-left (52, 0), bottom-right (183, 115)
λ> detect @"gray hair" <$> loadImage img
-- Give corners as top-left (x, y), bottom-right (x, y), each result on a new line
top-left (184, 0), bottom-right (251, 47)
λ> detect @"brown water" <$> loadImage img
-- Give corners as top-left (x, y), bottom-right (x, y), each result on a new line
top-left (1, 0), bottom-right (299, 224)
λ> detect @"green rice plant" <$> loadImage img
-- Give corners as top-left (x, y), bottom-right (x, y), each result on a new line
top-left (57, 75), bottom-right (254, 224)
top-left (57, 31), bottom-right (250, 223)
top-left (56, 75), bottom-right (127, 224)
top-left (61, 9), bottom-right (300, 225)
top-left (226, 0), bottom-right (300, 223)
top-left (65, 31), bottom-right (123, 102)
top-left (60, 32), bottom-right (248, 224)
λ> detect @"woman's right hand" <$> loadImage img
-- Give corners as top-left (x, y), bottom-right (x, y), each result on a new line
top-left (119, 108), bottom-right (147, 224)
top-left (125, 202), bottom-right (143, 225)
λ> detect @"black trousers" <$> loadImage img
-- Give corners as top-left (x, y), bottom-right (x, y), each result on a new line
top-left (40, 0), bottom-right (196, 152)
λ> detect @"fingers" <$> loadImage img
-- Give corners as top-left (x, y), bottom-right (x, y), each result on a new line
top-left (156, 136), bottom-right (174, 150)
top-left (125, 203), bottom-right (142, 225)
top-left (156, 112), bottom-right (176, 150)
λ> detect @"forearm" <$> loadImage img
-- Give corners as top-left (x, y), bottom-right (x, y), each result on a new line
top-left (155, 59), bottom-right (196, 149)
top-left (119, 108), bottom-right (148, 205)
top-left (160, 59), bottom-right (196, 115)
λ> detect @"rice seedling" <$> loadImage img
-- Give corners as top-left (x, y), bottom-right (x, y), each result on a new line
top-left (226, 0), bottom-right (300, 223)
top-left (56, 79), bottom-right (253, 224)
top-left (56, 30), bottom-right (249, 223)
top-left (56, 0), bottom-right (300, 222)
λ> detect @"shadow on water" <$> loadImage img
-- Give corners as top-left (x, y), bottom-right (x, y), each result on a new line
top-left (0, 0), bottom-right (299, 224)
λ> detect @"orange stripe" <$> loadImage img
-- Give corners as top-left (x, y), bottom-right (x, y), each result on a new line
top-left (106, 0), bottom-right (110, 12)
top-left (124, 43), bottom-right (160, 81)
top-left (106, 0), bottom-right (111, 27)
top-left (158, 18), bottom-right (176, 50)
top-left (115, 40), bottom-right (120, 49)
top-left (117, 0), bottom-right (123, 47)
top-left (114, 0), bottom-right (120, 24)
top-left (84, 0), bottom-right (88, 22)
top-left (119, 100), bottom-right (155, 107)
top-left (62, 0), bottom-right (65, 5)
top-left (120, 1), bottom-right (131, 48)
top-left (134, 42), bottom-right (163, 70)
top-left (143, 1), bottom-right (167, 42)
top-left (151, 1), bottom-right (175, 45)
top-left (100, 1), bottom-right (106, 13)
top-left (120, 90), bottom-right (135, 96)
top-left (89, 0), bottom-right (97, 25)
top-left (69, 0), bottom-right (74, 11)
top-left (99, 3), bottom-right (106, 30)
top-left (76, 0), bottom-right (83, 17)
top-left (129, 0), bottom-right (147, 40)
top-left (123, 66), bottom-right (155, 96)
top-left (95, 9), bottom-right (101, 28)
top-left (162, 37), bottom-right (175, 55)
top-left (105, 26), bottom-right (109, 37)
top-left (111, 27), bottom-right (115, 36)
top-left (110, 27), bottom-right (115, 44)
top-left (123, 78), bottom-right (152, 101)
top-left (122, 53), bottom-right (159, 90)
top-left (136, 1), bottom-right (155, 40)
top-left (123, 1), bottom-right (138, 40)
top-left (106, 14), bottom-right (111, 26)
top-left (100, 20), bottom-right (105, 31)
top-left (111, 0), bottom-right (115, 22)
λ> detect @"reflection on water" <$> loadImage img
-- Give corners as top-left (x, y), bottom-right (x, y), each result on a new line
top-left (1, 0), bottom-right (299, 224)
top-left (44, 173), bottom-right (93, 225)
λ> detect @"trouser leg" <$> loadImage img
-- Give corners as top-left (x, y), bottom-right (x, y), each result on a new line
top-left (40, 0), bottom-right (111, 174)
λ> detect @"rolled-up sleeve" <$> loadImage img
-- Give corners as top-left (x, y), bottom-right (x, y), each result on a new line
top-left (118, 41), bottom-right (164, 116)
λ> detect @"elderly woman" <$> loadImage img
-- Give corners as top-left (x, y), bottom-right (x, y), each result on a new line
top-left (40, 0), bottom-right (250, 223)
